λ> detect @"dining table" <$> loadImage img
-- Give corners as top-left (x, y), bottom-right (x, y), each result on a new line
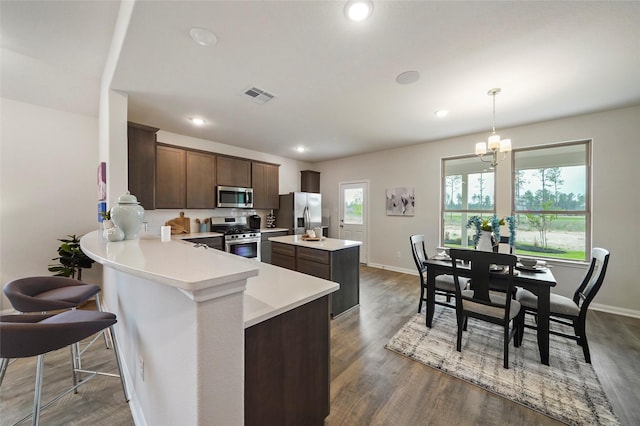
top-left (424, 256), bottom-right (557, 366)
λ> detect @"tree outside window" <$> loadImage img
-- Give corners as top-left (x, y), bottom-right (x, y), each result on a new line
top-left (442, 157), bottom-right (495, 248)
top-left (513, 141), bottom-right (590, 261)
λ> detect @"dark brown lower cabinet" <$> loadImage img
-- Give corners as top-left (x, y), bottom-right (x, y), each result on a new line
top-left (260, 231), bottom-right (289, 264)
top-left (271, 242), bottom-right (360, 317)
top-left (182, 237), bottom-right (223, 250)
top-left (245, 296), bottom-right (330, 426)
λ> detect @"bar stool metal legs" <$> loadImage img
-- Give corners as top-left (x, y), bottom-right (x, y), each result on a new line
top-left (1, 310), bottom-right (130, 425)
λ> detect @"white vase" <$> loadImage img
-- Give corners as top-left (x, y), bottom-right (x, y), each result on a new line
top-left (111, 192), bottom-right (145, 240)
top-left (104, 225), bottom-right (125, 242)
top-left (477, 231), bottom-right (494, 252)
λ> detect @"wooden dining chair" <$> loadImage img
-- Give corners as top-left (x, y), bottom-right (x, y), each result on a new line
top-left (449, 248), bottom-right (520, 369)
top-left (409, 235), bottom-right (468, 314)
top-left (515, 247), bottom-right (610, 363)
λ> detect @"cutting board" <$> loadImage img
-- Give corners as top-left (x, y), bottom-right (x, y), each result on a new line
top-left (165, 211), bottom-right (190, 234)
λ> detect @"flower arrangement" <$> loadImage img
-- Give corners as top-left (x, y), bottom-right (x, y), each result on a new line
top-left (466, 215), bottom-right (516, 248)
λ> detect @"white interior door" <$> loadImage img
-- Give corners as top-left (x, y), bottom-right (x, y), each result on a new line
top-left (339, 181), bottom-right (368, 264)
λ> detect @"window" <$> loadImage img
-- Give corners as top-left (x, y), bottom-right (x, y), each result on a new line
top-left (442, 156), bottom-right (495, 248)
top-left (512, 141), bottom-right (590, 261)
top-left (343, 187), bottom-right (364, 225)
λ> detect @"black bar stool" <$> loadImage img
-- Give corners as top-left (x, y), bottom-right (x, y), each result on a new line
top-left (2, 276), bottom-right (108, 388)
top-left (0, 309), bottom-right (129, 425)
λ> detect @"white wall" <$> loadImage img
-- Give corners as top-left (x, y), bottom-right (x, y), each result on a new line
top-left (0, 99), bottom-right (313, 312)
top-left (317, 105), bottom-right (640, 317)
top-left (4, 96), bottom-right (637, 316)
top-left (0, 98), bottom-right (102, 310)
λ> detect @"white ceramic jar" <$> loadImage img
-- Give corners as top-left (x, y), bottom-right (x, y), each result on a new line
top-left (110, 191), bottom-right (145, 240)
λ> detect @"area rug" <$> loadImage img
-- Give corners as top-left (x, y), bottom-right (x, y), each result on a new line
top-left (385, 308), bottom-right (619, 425)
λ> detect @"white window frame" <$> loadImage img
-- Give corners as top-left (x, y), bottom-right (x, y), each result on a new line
top-left (511, 140), bottom-right (591, 262)
top-left (441, 155), bottom-right (496, 249)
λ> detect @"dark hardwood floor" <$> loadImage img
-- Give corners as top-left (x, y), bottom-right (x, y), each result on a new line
top-left (326, 266), bottom-right (639, 426)
top-left (2, 265), bottom-right (638, 425)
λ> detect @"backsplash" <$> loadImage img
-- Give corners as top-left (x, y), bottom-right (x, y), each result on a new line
top-left (140, 208), bottom-right (272, 235)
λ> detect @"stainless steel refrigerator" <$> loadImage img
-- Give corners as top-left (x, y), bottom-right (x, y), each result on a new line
top-left (277, 192), bottom-right (322, 235)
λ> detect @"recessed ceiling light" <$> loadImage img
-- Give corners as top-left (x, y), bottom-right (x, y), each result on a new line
top-left (189, 28), bottom-right (217, 46)
top-left (345, 0), bottom-right (373, 22)
top-left (190, 117), bottom-right (205, 126)
top-left (434, 110), bottom-right (449, 118)
top-left (396, 71), bottom-right (420, 85)
top-left (296, 146), bottom-right (306, 153)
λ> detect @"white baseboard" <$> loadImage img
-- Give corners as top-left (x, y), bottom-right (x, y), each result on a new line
top-left (589, 302), bottom-right (640, 319)
top-left (364, 263), bottom-right (640, 320)
top-left (366, 262), bottom-right (415, 276)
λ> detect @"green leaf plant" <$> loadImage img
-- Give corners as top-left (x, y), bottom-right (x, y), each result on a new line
top-left (48, 234), bottom-right (94, 280)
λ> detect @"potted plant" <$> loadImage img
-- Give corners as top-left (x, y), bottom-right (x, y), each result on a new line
top-left (48, 234), bottom-right (95, 280)
top-left (101, 210), bottom-right (114, 229)
top-left (466, 215), bottom-right (516, 251)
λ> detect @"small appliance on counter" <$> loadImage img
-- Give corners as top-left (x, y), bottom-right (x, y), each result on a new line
top-left (249, 214), bottom-right (261, 230)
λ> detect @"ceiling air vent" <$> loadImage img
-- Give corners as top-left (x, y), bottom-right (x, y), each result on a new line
top-left (242, 86), bottom-right (275, 104)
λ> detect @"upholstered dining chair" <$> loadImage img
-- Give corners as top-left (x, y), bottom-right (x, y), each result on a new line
top-left (409, 235), bottom-right (469, 314)
top-left (0, 309), bottom-right (129, 425)
top-left (515, 247), bottom-right (610, 363)
top-left (2, 276), bottom-right (108, 388)
top-left (494, 235), bottom-right (513, 254)
top-left (449, 248), bottom-right (520, 369)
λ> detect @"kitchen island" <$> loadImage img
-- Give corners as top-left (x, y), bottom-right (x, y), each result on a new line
top-left (269, 235), bottom-right (361, 317)
top-left (80, 230), bottom-right (338, 426)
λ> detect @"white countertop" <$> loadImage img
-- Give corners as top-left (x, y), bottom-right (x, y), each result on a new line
top-left (81, 231), bottom-right (257, 292)
top-left (259, 228), bottom-right (289, 233)
top-left (175, 229), bottom-right (289, 237)
top-left (268, 235), bottom-right (362, 251)
top-left (243, 260), bottom-right (338, 327)
top-left (176, 231), bottom-right (224, 239)
top-left (80, 230), bottom-right (338, 328)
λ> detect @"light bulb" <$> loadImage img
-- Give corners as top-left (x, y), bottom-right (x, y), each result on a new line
top-left (345, 1), bottom-right (373, 22)
top-left (475, 142), bottom-right (487, 155)
top-left (487, 134), bottom-right (501, 150)
top-left (500, 139), bottom-right (512, 152)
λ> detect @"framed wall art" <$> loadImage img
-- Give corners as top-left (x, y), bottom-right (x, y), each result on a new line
top-left (386, 187), bottom-right (415, 216)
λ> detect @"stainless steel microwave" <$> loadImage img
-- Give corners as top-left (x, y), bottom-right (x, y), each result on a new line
top-left (216, 186), bottom-right (253, 208)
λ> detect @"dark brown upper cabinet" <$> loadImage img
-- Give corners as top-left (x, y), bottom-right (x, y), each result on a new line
top-left (186, 151), bottom-right (216, 209)
top-left (252, 162), bottom-right (280, 210)
top-left (217, 156), bottom-right (251, 188)
top-left (127, 122), bottom-right (158, 210)
top-left (301, 170), bottom-right (320, 193)
top-left (156, 145), bottom-right (186, 209)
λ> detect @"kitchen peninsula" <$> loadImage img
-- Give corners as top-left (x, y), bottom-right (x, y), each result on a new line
top-left (269, 235), bottom-right (361, 317)
top-left (80, 230), bottom-right (338, 426)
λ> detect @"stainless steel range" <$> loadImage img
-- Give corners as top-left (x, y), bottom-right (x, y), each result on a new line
top-left (211, 217), bottom-right (261, 261)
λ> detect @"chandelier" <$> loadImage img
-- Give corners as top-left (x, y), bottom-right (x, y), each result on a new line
top-left (475, 88), bottom-right (512, 167)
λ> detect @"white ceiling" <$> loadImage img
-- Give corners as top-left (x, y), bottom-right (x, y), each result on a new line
top-left (2, 1), bottom-right (640, 162)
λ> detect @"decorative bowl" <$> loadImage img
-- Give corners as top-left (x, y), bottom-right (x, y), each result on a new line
top-left (520, 257), bottom-right (538, 267)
